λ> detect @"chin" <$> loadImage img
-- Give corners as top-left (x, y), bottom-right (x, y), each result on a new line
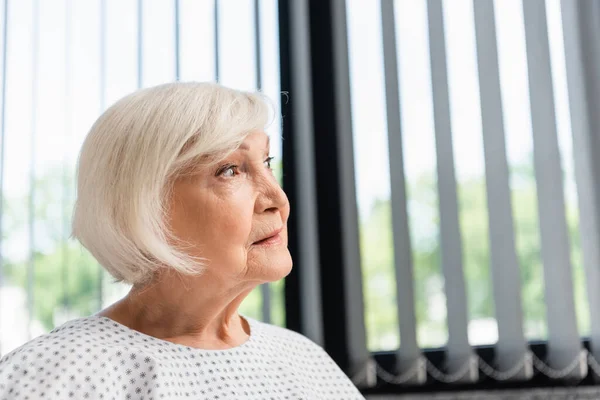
top-left (268, 250), bottom-right (294, 281)
top-left (250, 248), bottom-right (293, 282)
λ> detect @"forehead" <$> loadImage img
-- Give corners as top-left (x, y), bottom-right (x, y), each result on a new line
top-left (238, 132), bottom-right (270, 151)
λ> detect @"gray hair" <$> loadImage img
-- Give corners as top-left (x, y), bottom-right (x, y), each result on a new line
top-left (72, 82), bottom-right (271, 285)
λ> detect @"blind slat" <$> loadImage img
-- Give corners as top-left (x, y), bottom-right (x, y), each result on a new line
top-left (62, 0), bottom-right (72, 317)
top-left (330, 0), bottom-right (370, 376)
top-left (173, 0), bottom-right (181, 81)
top-left (98, 0), bottom-right (107, 310)
top-left (254, 0), bottom-right (271, 325)
top-left (380, 0), bottom-right (424, 383)
top-left (522, 0), bottom-right (584, 374)
top-left (27, 0), bottom-right (40, 341)
top-left (174, 0), bottom-right (180, 81)
top-left (427, 0), bottom-right (477, 381)
top-left (136, 0), bottom-right (142, 88)
top-left (214, 0), bottom-right (219, 82)
top-left (561, 0), bottom-right (600, 366)
top-left (472, 0), bottom-right (529, 376)
top-left (0, 0), bottom-right (7, 355)
top-left (380, 0), bottom-right (419, 363)
top-left (254, 0), bottom-right (262, 90)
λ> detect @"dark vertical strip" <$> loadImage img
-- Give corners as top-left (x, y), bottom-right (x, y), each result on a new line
top-left (0, 0), bottom-right (8, 352)
top-left (98, 0), bottom-right (107, 310)
top-left (319, 0), bottom-right (369, 376)
top-left (278, 0), bottom-right (324, 344)
top-left (137, 0), bottom-right (143, 88)
top-left (278, 0), bottom-right (302, 333)
top-left (62, 0), bottom-right (72, 316)
top-left (309, 0), bottom-right (350, 371)
top-left (214, 0), bottom-right (219, 82)
top-left (308, 0), bottom-right (369, 374)
top-left (28, 0), bottom-right (40, 339)
top-left (174, 0), bottom-right (180, 81)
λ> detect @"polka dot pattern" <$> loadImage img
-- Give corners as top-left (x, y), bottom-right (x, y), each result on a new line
top-left (0, 315), bottom-right (364, 399)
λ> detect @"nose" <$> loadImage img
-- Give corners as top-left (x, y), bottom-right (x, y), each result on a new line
top-left (254, 172), bottom-right (289, 216)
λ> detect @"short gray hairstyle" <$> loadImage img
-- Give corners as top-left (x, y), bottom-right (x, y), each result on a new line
top-left (72, 82), bottom-right (271, 285)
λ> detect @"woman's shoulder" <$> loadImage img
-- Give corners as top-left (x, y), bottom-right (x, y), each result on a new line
top-left (2, 316), bottom-right (115, 356)
top-left (249, 318), bottom-right (364, 397)
top-left (0, 316), bottom-right (98, 363)
top-left (0, 316), bottom-right (131, 398)
top-left (248, 317), bottom-right (329, 357)
top-left (250, 317), bottom-right (312, 341)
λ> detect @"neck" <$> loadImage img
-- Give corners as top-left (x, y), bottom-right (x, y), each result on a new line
top-left (100, 273), bottom-right (256, 350)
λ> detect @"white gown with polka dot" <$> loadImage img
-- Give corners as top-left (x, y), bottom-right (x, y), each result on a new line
top-left (0, 315), bottom-right (365, 399)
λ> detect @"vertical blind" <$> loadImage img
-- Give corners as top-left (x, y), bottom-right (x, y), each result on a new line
top-left (0, 0), bottom-right (284, 357)
top-left (278, 0), bottom-right (600, 388)
top-left (337, 0), bottom-right (600, 386)
top-left (561, 0), bottom-right (600, 370)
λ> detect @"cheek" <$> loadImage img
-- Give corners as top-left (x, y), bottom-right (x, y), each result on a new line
top-left (169, 200), bottom-right (208, 249)
top-left (168, 181), bottom-right (256, 258)
top-left (202, 188), bottom-right (256, 248)
top-left (217, 204), bottom-right (254, 244)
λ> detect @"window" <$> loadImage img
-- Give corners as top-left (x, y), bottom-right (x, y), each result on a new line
top-left (0, 0), bottom-right (285, 356)
top-left (341, 0), bottom-right (596, 387)
top-left (348, 0), bottom-right (588, 354)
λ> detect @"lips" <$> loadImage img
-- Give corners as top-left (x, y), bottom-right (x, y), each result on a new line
top-left (253, 227), bottom-right (283, 245)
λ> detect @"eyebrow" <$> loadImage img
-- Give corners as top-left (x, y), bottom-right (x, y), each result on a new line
top-left (239, 135), bottom-right (270, 151)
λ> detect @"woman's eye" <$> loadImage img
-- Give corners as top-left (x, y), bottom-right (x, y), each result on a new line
top-left (218, 165), bottom-right (237, 177)
top-left (264, 157), bottom-right (274, 170)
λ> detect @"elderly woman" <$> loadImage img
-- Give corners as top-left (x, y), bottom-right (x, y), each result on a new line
top-left (0, 83), bottom-right (364, 399)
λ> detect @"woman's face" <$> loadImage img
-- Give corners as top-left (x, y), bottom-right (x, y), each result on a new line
top-left (168, 132), bottom-right (292, 287)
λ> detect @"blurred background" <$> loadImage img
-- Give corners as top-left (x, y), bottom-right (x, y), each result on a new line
top-left (0, 0), bottom-right (286, 353)
top-left (0, 0), bottom-right (599, 398)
